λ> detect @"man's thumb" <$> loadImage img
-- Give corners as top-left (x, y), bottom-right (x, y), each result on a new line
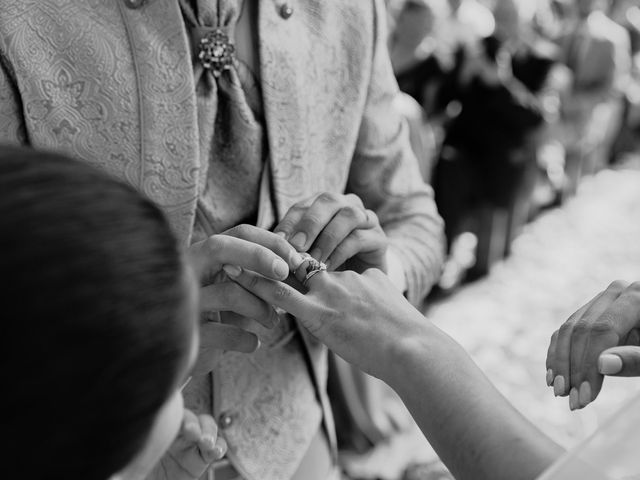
top-left (598, 346), bottom-right (640, 377)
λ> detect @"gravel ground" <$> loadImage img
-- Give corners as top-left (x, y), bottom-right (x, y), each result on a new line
top-left (342, 168), bottom-right (640, 480)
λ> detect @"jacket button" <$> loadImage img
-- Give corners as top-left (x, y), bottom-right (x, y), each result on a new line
top-left (279, 3), bottom-right (293, 19)
top-left (123, 0), bottom-right (145, 9)
top-left (219, 413), bottom-right (234, 429)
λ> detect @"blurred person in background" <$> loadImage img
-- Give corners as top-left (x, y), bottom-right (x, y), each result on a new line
top-left (431, 0), bottom-right (554, 282)
top-left (558, 0), bottom-right (632, 194)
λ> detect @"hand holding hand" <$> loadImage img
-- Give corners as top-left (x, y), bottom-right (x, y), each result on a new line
top-left (188, 225), bottom-right (303, 375)
top-left (274, 192), bottom-right (388, 274)
top-left (546, 281), bottom-right (640, 410)
top-left (223, 260), bottom-right (423, 381)
top-left (146, 409), bottom-right (227, 480)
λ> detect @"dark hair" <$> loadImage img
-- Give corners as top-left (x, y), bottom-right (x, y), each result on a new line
top-left (0, 146), bottom-right (194, 480)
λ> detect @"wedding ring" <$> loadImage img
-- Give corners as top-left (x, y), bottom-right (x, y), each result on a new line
top-left (299, 253), bottom-right (327, 287)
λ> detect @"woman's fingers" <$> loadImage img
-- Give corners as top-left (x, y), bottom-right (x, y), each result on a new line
top-left (199, 281), bottom-right (278, 328)
top-left (599, 345), bottom-right (640, 377)
top-left (224, 267), bottom-right (313, 321)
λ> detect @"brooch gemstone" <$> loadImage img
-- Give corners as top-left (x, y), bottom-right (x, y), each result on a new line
top-left (197, 28), bottom-right (235, 77)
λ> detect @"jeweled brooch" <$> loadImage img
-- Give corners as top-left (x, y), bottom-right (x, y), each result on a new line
top-left (197, 28), bottom-right (235, 77)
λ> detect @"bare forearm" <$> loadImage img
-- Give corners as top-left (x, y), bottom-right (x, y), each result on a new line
top-left (386, 322), bottom-right (562, 480)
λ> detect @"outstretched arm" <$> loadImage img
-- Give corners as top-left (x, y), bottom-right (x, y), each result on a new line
top-left (225, 265), bottom-right (562, 480)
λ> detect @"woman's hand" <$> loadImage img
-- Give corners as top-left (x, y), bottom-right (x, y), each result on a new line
top-left (274, 192), bottom-right (388, 274)
top-left (146, 409), bottom-right (227, 480)
top-left (188, 225), bottom-right (303, 375)
top-left (546, 281), bottom-right (640, 410)
top-left (223, 261), bottom-right (422, 380)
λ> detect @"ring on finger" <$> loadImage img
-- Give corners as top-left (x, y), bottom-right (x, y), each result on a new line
top-left (301, 255), bottom-right (327, 287)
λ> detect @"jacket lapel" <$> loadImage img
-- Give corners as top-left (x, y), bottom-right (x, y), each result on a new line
top-left (117, 0), bottom-right (200, 245)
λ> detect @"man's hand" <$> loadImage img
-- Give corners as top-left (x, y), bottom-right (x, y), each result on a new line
top-left (188, 225), bottom-right (304, 375)
top-left (546, 281), bottom-right (640, 410)
top-left (147, 409), bottom-right (227, 480)
top-left (274, 192), bottom-right (388, 274)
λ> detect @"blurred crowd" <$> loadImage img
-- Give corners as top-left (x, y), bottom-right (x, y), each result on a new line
top-left (386, 0), bottom-right (640, 287)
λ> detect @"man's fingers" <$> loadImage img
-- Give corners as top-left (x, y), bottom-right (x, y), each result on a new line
top-left (567, 282), bottom-right (630, 408)
top-left (551, 300), bottom-right (594, 397)
top-left (200, 322), bottom-right (260, 353)
top-left (190, 232), bottom-right (296, 283)
top-left (200, 282), bottom-right (277, 328)
top-left (309, 206), bottom-right (373, 264)
top-left (197, 414), bottom-right (222, 463)
top-left (546, 331), bottom-right (558, 386)
top-left (325, 228), bottom-right (386, 271)
top-left (223, 224), bottom-right (305, 271)
top-left (180, 409), bottom-right (202, 444)
top-left (599, 346), bottom-right (640, 377)
top-left (280, 193), bottom-right (344, 251)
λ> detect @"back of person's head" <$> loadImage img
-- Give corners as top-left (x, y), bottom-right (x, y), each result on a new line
top-left (0, 146), bottom-right (195, 480)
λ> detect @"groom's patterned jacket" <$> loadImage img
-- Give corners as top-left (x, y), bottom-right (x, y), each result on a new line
top-left (0, 1), bottom-right (445, 478)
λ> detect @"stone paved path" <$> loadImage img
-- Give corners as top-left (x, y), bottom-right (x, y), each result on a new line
top-left (342, 168), bottom-right (640, 480)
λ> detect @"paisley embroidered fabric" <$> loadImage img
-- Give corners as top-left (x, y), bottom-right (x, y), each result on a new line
top-left (179, 1), bottom-right (324, 479)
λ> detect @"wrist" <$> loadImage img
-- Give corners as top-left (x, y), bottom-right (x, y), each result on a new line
top-left (379, 315), bottom-right (440, 386)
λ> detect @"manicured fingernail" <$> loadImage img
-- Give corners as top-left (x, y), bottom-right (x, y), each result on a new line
top-left (569, 387), bottom-right (579, 410)
top-left (553, 375), bottom-right (565, 396)
top-left (272, 259), bottom-right (289, 279)
top-left (253, 339), bottom-right (262, 352)
top-left (290, 232), bottom-right (307, 249)
top-left (598, 354), bottom-right (623, 375)
top-left (546, 369), bottom-right (554, 386)
top-left (223, 265), bottom-right (242, 277)
top-left (202, 435), bottom-right (216, 450)
top-left (579, 381), bottom-right (592, 407)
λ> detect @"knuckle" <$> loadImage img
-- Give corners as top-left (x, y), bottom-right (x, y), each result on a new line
top-left (245, 273), bottom-right (260, 290)
top-left (206, 234), bottom-right (225, 255)
top-left (301, 213), bottom-right (323, 228)
top-left (317, 192), bottom-right (337, 204)
top-left (558, 322), bottom-right (574, 337)
top-left (232, 224), bottom-right (252, 238)
top-left (249, 244), bottom-right (267, 261)
top-left (608, 280), bottom-right (629, 294)
top-left (572, 320), bottom-right (591, 336)
top-left (628, 281), bottom-right (640, 295)
top-left (346, 193), bottom-right (364, 207)
top-left (589, 319), bottom-right (616, 336)
top-left (339, 205), bottom-right (362, 220)
top-left (273, 285), bottom-right (292, 301)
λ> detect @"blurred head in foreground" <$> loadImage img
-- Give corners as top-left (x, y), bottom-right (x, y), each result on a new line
top-left (0, 146), bottom-right (198, 480)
